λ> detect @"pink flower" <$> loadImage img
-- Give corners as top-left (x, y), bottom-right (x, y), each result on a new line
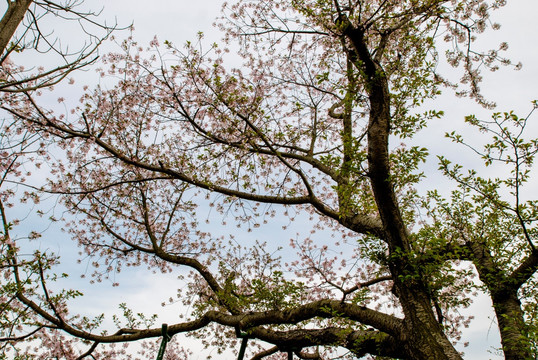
top-left (149, 36), bottom-right (159, 47)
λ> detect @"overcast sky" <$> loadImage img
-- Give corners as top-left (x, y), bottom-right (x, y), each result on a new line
top-left (4, 0), bottom-right (538, 359)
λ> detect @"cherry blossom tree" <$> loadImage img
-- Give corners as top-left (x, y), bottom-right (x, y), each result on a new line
top-left (1, 0), bottom-right (537, 359)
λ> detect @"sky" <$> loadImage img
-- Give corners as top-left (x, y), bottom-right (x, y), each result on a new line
top-left (3, 0), bottom-right (538, 359)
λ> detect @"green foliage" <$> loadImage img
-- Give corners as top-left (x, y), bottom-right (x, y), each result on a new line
top-left (113, 303), bottom-right (158, 329)
top-left (247, 271), bottom-right (306, 311)
top-left (0, 355), bottom-right (32, 360)
top-left (428, 103), bottom-right (538, 355)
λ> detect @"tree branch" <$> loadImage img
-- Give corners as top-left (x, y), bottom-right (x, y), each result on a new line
top-left (250, 326), bottom-right (402, 359)
top-left (0, 0), bottom-right (33, 55)
top-left (509, 249), bottom-right (538, 289)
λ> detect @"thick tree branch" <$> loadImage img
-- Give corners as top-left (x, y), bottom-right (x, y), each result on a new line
top-left (0, 0), bottom-right (33, 55)
top-left (250, 326), bottom-right (402, 359)
top-left (250, 346), bottom-right (279, 360)
top-left (509, 248), bottom-right (538, 289)
top-left (11, 291), bottom-right (404, 346)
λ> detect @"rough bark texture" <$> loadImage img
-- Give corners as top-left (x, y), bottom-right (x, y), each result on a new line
top-left (468, 240), bottom-right (533, 359)
top-left (342, 21), bottom-right (463, 360)
top-left (492, 290), bottom-right (531, 360)
top-left (0, 0), bottom-right (33, 55)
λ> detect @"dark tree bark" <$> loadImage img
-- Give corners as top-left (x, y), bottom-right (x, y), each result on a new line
top-left (341, 20), bottom-right (463, 360)
top-left (0, 0), bottom-right (32, 56)
top-left (467, 240), bottom-right (535, 359)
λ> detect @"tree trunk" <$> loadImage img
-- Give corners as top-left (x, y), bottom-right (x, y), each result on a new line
top-left (492, 288), bottom-right (532, 360)
top-left (0, 0), bottom-right (33, 56)
top-left (338, 20), bottom-right (465, 360)
top-left (467, 241), bottom-right (532, 359)
top-left (396, 282), bottom-right (463, 360)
